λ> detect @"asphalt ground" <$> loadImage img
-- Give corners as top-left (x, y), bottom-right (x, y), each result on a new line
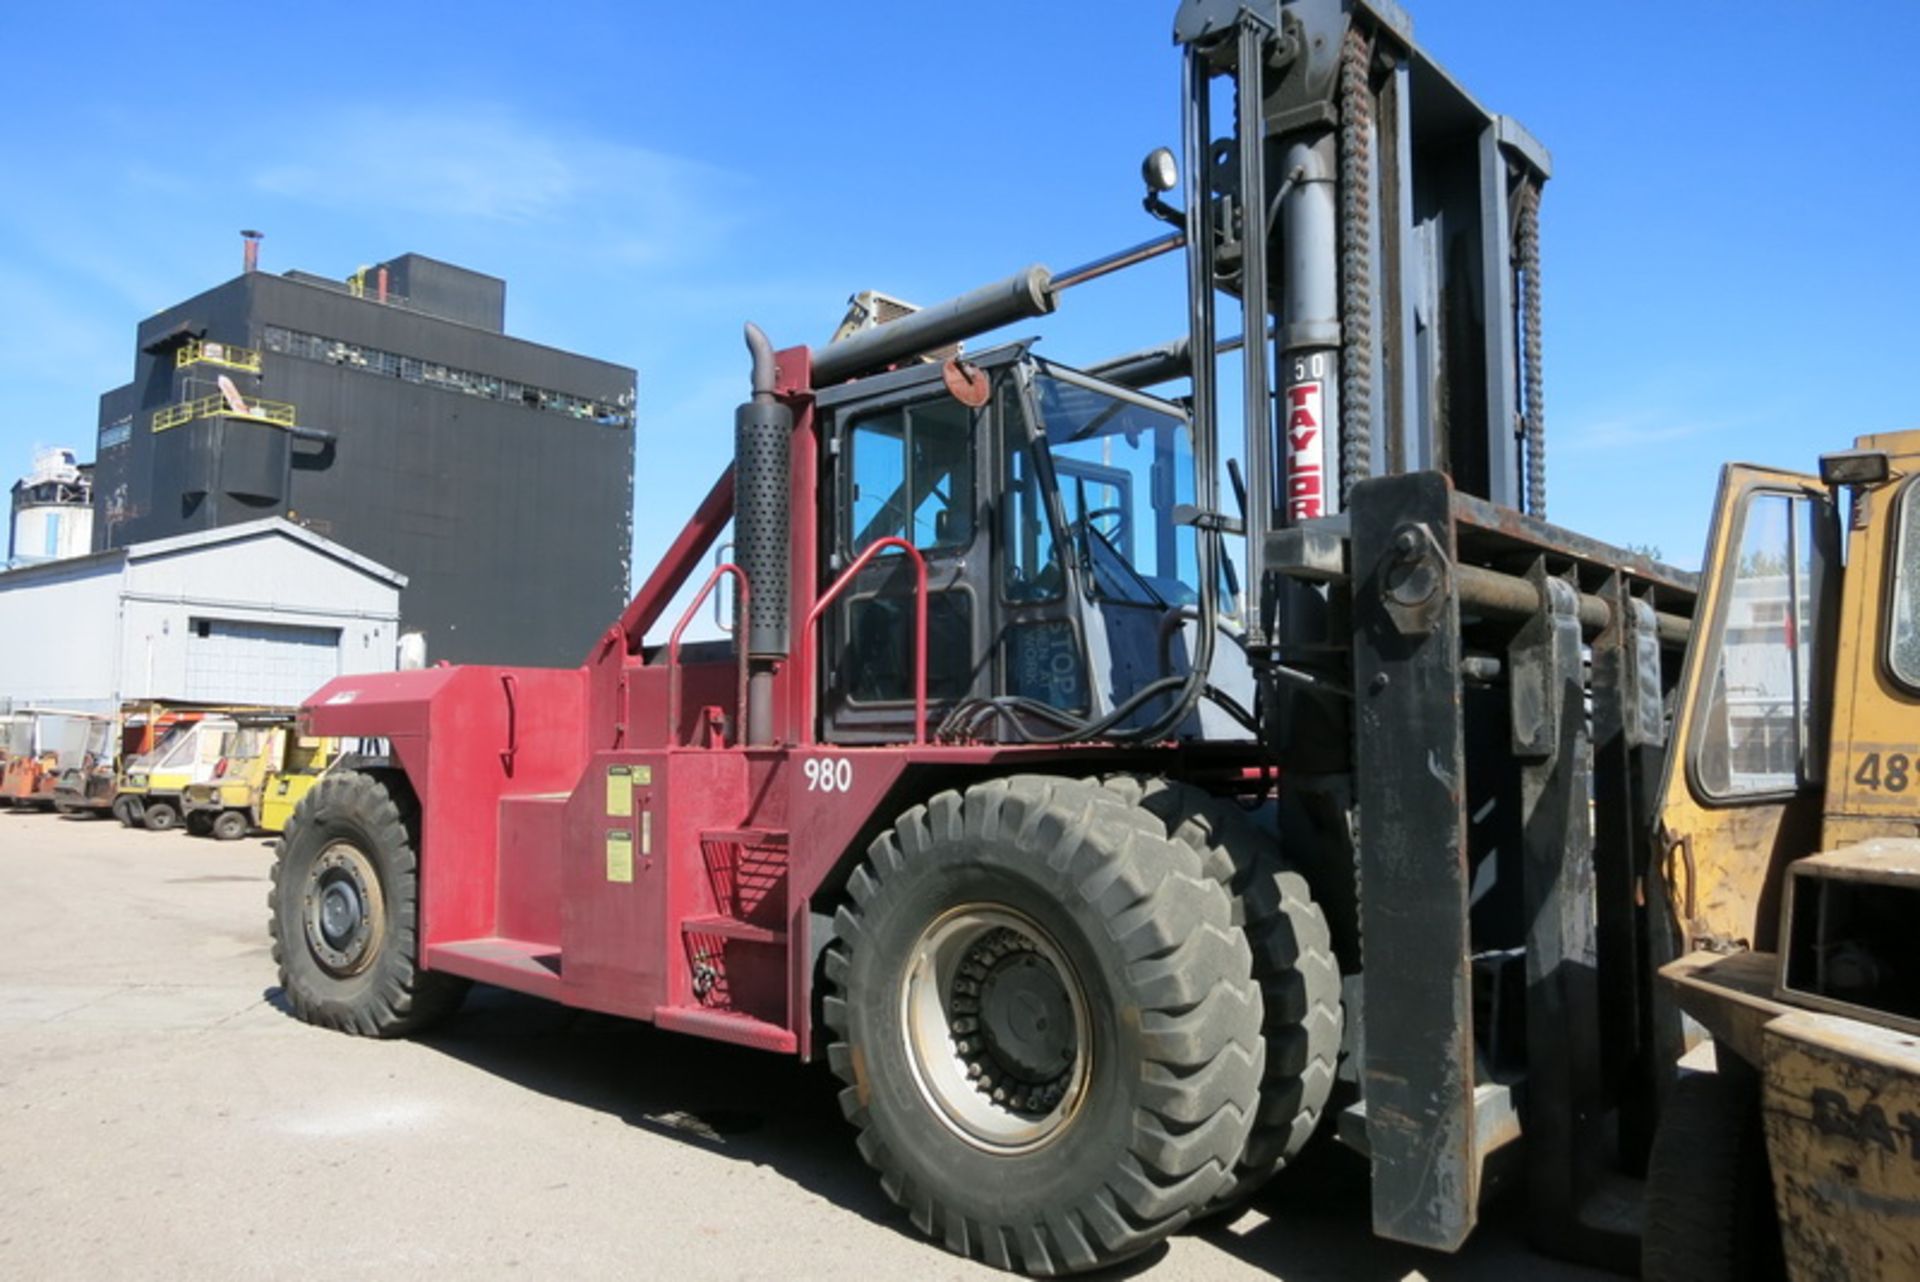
top-left (0, 807), bottom-right (1618, 1281)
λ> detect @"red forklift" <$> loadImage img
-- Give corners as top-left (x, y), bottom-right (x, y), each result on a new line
top-left (281, 1), bottom-right (1696, 1273)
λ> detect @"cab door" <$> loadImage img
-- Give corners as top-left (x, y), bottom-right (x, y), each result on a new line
top-left (1656, 465), bottom-right (1839, 953)
top-left (1821, 431), bottom-right (1920, 846)
top-left (820, 372), bottom-right (992, 743)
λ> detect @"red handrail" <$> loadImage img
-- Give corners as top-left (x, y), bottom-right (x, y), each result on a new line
top-left (802, 536), bottom-right (928, 746)
top-left (666, 563), bottom-right (750, 747)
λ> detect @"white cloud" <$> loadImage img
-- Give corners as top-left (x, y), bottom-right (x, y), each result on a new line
top-left (248, 102), bottom-right (743, 264)
top-left (1556, 407), bottom-right (1746, 453)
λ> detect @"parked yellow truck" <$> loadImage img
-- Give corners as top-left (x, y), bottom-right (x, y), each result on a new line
top-left (183, 720), bottom-right (335, 839)
top-left (1644, 431), bottom-right (1920, 1282)
top-left (115, 716), bottom-right (237, 832)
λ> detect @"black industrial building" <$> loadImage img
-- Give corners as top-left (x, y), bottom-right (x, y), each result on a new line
top-left (92, 249), bottom-right (636, 666)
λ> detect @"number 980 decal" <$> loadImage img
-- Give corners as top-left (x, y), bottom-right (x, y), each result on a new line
top-left (804, 757), bottom-right (854, 793)
top-left (1853, 752), bottom-right (1912, 793)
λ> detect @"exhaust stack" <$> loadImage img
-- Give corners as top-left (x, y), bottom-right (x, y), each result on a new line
top-left (736, 323), bottom-right (792, 746)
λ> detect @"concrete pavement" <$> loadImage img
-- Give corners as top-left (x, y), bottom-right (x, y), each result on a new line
top-left (0, 807), bottom-right (1616, 1281)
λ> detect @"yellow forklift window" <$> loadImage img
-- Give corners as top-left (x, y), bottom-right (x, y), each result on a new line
top-left (1693, 492), bottom-right (1824, 797)
top-left (1892, 479), bottom-right (1920, 688)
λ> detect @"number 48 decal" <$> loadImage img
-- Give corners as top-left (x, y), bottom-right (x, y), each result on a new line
top-left (1854, 752), bottom-right (1912, 793)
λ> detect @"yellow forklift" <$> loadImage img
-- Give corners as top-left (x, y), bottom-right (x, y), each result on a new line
top-left (256, 734), bottom-right (337, 834)
top-left (182, 718), bottom-right (335, 840)
top-left (1645, 430), bottom-right (1920, 1281)
top-left (115, 715), bottom-right (238, 831)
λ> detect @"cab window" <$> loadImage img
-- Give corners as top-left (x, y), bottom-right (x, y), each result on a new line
top-left (1694, 492), bottom-right (1825, 797)
top-left (1030, 366), bottom-right (1197, 608)
top-left (1891, 479), bottom-right (1920, 689)
top-left (847, 397), bottom-right (973, 554)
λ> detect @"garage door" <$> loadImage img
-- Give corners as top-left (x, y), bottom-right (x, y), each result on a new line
top-left (184, 618), bottom-right (343, 705)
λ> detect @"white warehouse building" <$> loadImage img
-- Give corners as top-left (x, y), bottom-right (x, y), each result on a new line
top-left (0, 517), bottom-right (404, 713)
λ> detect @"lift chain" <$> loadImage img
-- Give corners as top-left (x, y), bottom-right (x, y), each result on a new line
top-left (1338, 23), bottom-right (1375, 504)
top-left (1516, 175), bottom-right (1547, 518)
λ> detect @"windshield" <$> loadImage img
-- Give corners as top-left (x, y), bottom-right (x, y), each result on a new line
top-left (1030, 367), bottom-right (1197, 607)
top-left (155, 720), bottom-right (233, 771)
top-left (1893, 478), bottom-right (1920, 689)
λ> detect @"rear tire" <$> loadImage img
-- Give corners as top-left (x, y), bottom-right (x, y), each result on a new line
top-left (1101, 776), bottom-right (1341, 1209)
top-left (825, 775), bottom-right (1263, 1275)
top-left (1642, 1065), bottom-right (1783, 1282)
top-left (269, 770), bottom-right (467, 1037)
top-left (213, 810), bottom-right (249, 841)
top-left (142, 800), bottom-right (179, 832)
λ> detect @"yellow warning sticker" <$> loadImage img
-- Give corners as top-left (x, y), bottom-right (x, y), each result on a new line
top-left (606, 765), bottom-right (632, 817)
top-left (606, 830), bottom-right (634, 883)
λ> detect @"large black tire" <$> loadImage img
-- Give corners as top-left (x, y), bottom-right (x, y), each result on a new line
top-left (1102, 776), bottom-right (1341, 1209)
top-left (113, 796), bottom-right (140, 827)
top-left (1642, 1066), bottom-right (1784, 1282)
top-left (212, 809), bottom-right (249, 842)
top-left (186, 809), bottom-right (215, 837)
top-left (142, 799), bottom-right (179, 832)
top-left (269, 770), bottom-right (468, 1037)
top-left (824, 774), bottom-right (1264, 1276)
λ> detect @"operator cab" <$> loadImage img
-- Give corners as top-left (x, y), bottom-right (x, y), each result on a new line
top-left (817, 344), bottom-right (1254, 745)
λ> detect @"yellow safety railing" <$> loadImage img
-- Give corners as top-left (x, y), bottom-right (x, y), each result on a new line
top-left (151, 394), bottom-right (297, 433)
top-left (176, 337), bottom-right (264, 374)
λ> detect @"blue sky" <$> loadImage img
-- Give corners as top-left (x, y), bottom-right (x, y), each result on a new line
top-left (3, 1), bottom-right (1916, 606)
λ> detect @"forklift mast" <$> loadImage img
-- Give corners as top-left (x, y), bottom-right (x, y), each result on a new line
top-left (1169, 0), bottom-right (1551, 651)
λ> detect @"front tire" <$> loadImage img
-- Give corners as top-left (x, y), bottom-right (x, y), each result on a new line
top-left (1101, 776), bottom-right (1341, 1209)
top-left (269, 770), bottom-right (467, 1037)
top-left (213, 810), bottom-right (249, 841)
top-left (186, 810), bottom-right (214, 837)
top-left (142, 800), bottom-right (179, 832)
top-left (825, 775), bottom-right (1263, 1275)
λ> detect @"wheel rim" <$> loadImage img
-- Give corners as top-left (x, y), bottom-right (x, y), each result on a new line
top-left (302, 840), bottom-right (386, 977)
top-left (900, 904), bottom-right (1092, 1154)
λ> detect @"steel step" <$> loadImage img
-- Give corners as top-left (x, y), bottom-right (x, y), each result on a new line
top-left (655, 1004), bottom-right (796, 1053)
top-left (426, 936), bottom-right (563, 998)
top-left (680, 914), bottom-right (785, 945)
top-left (698, 827), bottom-right (788, 847)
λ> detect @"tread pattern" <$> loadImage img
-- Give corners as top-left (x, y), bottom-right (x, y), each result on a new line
top-left (1101, 775), bottom-right (1342, 1207)
top-left (824, 774), bottom-right (1263, 1275)
top-left (1643, 1067), bottom-right (1782, 1282)
top-left (268, 770), bottom-right (466, 1038)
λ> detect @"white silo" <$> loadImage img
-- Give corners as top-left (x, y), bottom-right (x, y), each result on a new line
top-left (9, 448), bottom-right (95, 566)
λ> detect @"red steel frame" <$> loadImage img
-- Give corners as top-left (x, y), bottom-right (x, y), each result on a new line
top-left (302, 341), bottom-right (1235, 1060)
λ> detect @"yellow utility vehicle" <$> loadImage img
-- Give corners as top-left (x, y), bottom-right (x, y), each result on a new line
top-left (183, 720), bottom-right (334, 839)
top-left (115, 716), bottom-right (237, 832)
top-left (257, 734), bottom-right (336, 834)
top-left (1645, 430), bottom-right (1920, 1281)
